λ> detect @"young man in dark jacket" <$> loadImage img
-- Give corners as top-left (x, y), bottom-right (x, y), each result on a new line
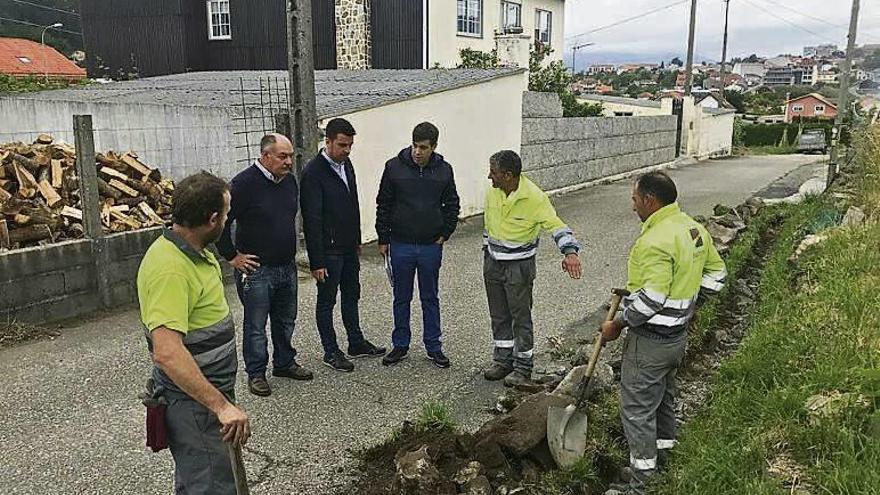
top-left (376, 122), bottom-right (461, 367)
top-left (301, 118), bottom-right (386, 372)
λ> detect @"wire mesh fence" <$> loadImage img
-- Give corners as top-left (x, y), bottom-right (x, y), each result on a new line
top-left (231, 76), bottom-right (291, 166)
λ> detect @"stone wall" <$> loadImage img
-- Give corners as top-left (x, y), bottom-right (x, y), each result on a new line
top-left (521, 92), bottom-right (678, 191)
top-left (335, 0), bottom-right (372, 70)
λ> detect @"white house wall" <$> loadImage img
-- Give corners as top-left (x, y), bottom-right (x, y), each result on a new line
top-left (324, 72), bottom-right (527, 241)
top-left (428, 0), bottom-right (565, 67)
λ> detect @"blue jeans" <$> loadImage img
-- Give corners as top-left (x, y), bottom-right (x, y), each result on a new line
top-left (315, 252), bottom-right (365, 359)
top-left (390, 242), bottom-right (443, 352)
top-left (234, 264), bottom-right (298, 378)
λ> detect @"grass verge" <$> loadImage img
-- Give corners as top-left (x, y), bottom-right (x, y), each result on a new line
top-left (652, 129), bottom-right (880, 495)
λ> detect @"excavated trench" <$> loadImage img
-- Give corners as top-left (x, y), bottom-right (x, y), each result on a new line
top-left (338, 205), bottom-right (787, 495)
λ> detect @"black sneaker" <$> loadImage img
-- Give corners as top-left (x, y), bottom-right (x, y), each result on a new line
top-left (272, 362), bottom-right (314, 381)
top-left (382, 346), bottom-right (409, 366)
top-left (348, 339), bottom-right (387, 358)
top-left (248, 375), bottom-right (272, 397)
top-left (426, 350), bottom-right (450, 369)
top-left (323, 351), bottom-right (355, 372)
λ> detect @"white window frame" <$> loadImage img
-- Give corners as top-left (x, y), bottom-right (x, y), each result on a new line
top-left (16, 56), bottom-right (32, 64)
top-left (535, 9), bottom-right (552, 45)
top-left (814, 105), bottom-right (825, 114)
top-left (457, 0), bottom-right (483, 38)
top-left (792, 105), bottom-right (804, 112)
top-left (501, 1), bottom-right (522, 30)
top-left (207, 0), bottom-right (232, 41)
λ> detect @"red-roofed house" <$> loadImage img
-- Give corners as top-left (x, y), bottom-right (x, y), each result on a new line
top-left (0, 37), bottom-right (86, 80)
top-left (784, 93), bottom-right (838, 123)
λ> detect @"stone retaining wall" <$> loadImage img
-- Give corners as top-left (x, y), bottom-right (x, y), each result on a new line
top-left (521, 92), bottom-right (678, 191)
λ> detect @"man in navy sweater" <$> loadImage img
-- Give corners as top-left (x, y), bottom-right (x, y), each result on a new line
top-left (301, 118), bottom-right (386, 371)
top-left (376, 122), bottom-right (461, 368)
top-left (217, 133), bottom-right (313, 397)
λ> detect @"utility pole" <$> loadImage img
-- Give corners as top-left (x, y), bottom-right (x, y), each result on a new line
top-left (286, 0), bottom-right (317, 258)
top-left (831, 0), bottom-right (860, 185)
top-left (684, 0), bottom-right (698, 96)
top-left (835, 0), bottom-right (860, 128)
top-left (286, 0), bottom-right (318, 182)
top-left (719, 0), bottom-right (731, 93)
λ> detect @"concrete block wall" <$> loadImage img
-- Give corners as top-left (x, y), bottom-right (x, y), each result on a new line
top-left (0, 227), bottom-right (162, 324)
top-left (521, 92), bottom-right (678, 191)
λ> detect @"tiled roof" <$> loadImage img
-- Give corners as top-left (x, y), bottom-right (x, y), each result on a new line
top-left (786, 92), bottom-right (837, 109)
top-left (14, 68), bottom-right (525, 118)
top-left (0, 37), bottom-right (85, 79)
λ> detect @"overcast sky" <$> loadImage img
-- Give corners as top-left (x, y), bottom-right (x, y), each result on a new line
top-left (563, 0), bottom-right (880, 65)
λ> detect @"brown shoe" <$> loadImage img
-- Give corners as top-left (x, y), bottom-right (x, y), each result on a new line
top-left (272, 362), bottom-right (314, 381)
top-left (248, 375), bottom-right (272, 396)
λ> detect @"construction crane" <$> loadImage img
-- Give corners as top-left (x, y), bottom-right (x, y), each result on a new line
top-left (571, 42), bottom-right (595, 74)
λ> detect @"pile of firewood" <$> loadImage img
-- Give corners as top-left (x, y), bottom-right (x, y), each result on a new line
top-left (0, 134), bottom-right (174, 250)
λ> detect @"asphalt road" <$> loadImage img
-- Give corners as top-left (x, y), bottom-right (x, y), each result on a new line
top-left (0, 154), bottom-right (823, 495)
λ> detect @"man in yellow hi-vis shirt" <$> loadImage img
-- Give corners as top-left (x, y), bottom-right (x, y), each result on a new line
top-left (601, 171), bottom-right (727, 495)
top-left (482, 150), bottom-right (583, 387)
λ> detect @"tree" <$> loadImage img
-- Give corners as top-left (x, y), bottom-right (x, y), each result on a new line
top-left (724, 90), bottom-right (746, 113)
top-left (671, 57), bottom-right (684, 67)
top-left (745, 53), bottom-right (761, 63)
top-left (864, 49), bottom-right (880, 70)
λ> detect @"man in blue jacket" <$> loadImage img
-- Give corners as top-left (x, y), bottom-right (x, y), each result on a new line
top-left (301, 118), bottom-right (386, 372)
top-left (376, 122), bottom-right (461, 368)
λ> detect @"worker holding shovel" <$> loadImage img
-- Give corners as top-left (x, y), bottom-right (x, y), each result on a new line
top-left (600, 171), bottom-right (726, 495)
top-left (137, 172), bottom-right (250, 494)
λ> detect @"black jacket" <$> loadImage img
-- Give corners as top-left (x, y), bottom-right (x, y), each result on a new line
top-left (375, 147), bottom-right (461, 245)
top-left (300, 152), bottom-right (362, 270)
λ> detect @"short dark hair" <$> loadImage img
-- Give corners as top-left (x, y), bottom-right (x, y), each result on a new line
top-left (635, 171), bottom-right (678, 205)
top-left (412, 122), bottom-right (439, 146)
top-left (325, 118), bottom-right (356, 140)
top-left (172, 172), bottom-right (229, 228)
top-left (489, 150), bottom-right (522, 177)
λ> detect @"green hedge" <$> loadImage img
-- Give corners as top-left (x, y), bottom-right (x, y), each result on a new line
top-left (742, 121), bottom-right (833, 147)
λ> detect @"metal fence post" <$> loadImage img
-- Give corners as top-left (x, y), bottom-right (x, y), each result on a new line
top-left (74, 115), bottom-right (112, 309)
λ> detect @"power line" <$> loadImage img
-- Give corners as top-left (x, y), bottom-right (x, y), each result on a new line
top-left (566, 0), bottom-right (691, 41)
top-left (1, 0), bottom-right (79, 17)
top-left (0, 15), bottom-right (82, 35)
top-left (739, 0), bottom-right (844, 45)
top-left (757, 0), bottom-right (880, 43)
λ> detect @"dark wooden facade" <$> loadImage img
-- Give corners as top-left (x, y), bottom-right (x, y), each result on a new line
top-left (371, 0), bottom-right (423, 70)
top-left (81, 0), bottom-right (425, 78)
top-left (81, 0), bottom-right (337, 78)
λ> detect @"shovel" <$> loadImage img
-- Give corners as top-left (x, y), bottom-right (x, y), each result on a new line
top-left (548, 288), bottom-right (629, 468)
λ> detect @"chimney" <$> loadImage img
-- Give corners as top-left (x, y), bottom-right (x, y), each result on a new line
top-left (335, 0), bottom-right (372, 70)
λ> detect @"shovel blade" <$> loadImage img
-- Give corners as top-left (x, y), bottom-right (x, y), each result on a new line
top-left (547, 404), bottom-right (589, 469)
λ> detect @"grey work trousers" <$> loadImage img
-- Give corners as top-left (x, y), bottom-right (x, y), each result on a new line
top-left (619, 331), bottom-right (686, 495)
top-left (166, 393), bottom-right (236, 495)
top-left (483, 253), bottom-right (537, 374)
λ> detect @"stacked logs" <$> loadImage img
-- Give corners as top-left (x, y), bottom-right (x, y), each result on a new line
top-left (0, 134), bottom-right (174, 250)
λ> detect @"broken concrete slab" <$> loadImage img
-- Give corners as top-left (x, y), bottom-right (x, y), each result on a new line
top-left (473, 392), bottom-right (572, 467)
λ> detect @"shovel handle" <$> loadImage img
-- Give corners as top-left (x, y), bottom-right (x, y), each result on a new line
top-left (227, 442), bottom-right (250, 495)
top-left (575, 291), bottom-right (626, 408)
